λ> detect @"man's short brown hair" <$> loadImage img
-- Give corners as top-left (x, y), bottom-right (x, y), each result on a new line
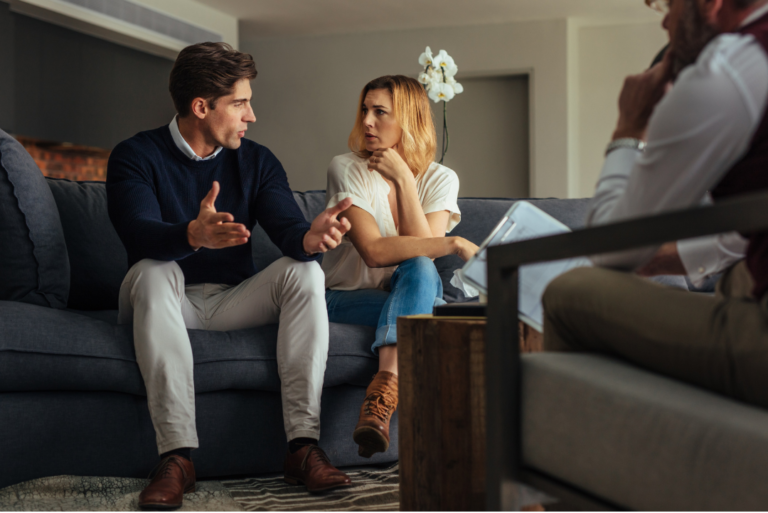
top-left (169, 42), bottom-right (257, 117)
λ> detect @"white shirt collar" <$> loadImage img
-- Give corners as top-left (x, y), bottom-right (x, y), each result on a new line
top-left (740, 1), bottom-right (768, 27)
top-left (168, 116), bottom-right (223, 161)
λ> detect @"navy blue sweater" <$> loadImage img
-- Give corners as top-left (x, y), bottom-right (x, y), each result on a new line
top-left (106, 126), bottom-right (316, 286)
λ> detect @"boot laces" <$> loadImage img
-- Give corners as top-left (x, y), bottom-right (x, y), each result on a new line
top-left (364, 393), bottom-right (395, 422)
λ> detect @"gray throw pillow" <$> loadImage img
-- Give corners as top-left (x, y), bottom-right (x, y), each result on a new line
top-left (0, 129), bottom-right (69, 308)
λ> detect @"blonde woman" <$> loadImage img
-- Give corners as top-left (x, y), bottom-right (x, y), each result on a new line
top-left (322, 75), bottom-right (478, 458)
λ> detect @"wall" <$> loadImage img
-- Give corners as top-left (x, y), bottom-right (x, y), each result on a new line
top-left (242, 19), bottom-right (568, 198)
top-left (576, 21), bottom-right (667, 197)
top-left (430, 75), bottom-right (530, 198)
top-left (16, 136), bottom-right (110, 181)
top-left (0, 1), bottom-right (176, 150)
top-left (242, 17), bottom-right (668, 199)
top-left (0, 1), bottom-right (15, 132)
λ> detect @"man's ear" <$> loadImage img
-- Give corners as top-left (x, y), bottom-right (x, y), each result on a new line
top-left (190, 97), bottom-right (209, 120)
top-left (698, 0), bottom-right (724, 25)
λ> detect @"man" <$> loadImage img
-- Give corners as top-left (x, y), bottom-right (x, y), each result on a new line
top-left (107, 42), bottom-right (354, 510)
top-left (639, 27), bottom-right (747, 287)
top-left (543, 0), bottom-right (768, 408)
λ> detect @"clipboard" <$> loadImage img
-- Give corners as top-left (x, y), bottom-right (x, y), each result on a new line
top-left (457, 202), bottom-right (592, 331)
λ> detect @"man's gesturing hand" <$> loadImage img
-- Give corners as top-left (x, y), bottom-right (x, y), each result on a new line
top-left (303, 197), bottom-right (353, 255)
top-left (187, 181), bottom-right (250, 250)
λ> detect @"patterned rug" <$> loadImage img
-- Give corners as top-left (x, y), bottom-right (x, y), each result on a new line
top-left (0, 463), bottom-right (399, 511)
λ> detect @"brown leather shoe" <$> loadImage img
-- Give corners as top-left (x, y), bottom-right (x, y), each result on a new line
top-left (138, 455), bottom-right (196, 511)
top-left (284, 445), bottom-right (352, 492)
top-left (353, 371), bottom-right (398, 458)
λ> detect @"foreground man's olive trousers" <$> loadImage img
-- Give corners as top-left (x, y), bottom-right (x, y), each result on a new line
top-left (118, 257), bottom-right (329, 454)
top-left (543, 261), bottom-right (768, 408)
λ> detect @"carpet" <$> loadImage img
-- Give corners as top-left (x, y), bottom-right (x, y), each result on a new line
top-left (0, 463), bottom-right (400, 511)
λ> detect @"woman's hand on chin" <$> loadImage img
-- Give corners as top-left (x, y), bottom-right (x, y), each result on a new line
top-left (368, 147), bottom-right (411, 183)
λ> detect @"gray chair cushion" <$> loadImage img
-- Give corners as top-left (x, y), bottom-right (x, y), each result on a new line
top-left (0, 130), bottom-right (69, 308)
top-left (522, 353), bottom-right (768, 510)
top-left (47, 179), bottom-right (127, 310)
top-left (0, 301), bottom-right (377, 396)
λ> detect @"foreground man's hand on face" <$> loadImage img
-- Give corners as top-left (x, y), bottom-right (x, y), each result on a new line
top-left (187, 181), bottom-right (251, 250)
top-left (613, 50), bottom-right (674, 141)
top-left (303, 197), bottom-right (354, 254)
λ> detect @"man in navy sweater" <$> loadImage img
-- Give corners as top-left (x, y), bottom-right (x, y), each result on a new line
top-left (107, 42), bottom-right (353, 510)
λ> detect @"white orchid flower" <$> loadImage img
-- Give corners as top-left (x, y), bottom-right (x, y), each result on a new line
top-left (443, 63), bottom-right (459, 78)
top-left (428, 67), bottom-right (443, 83)
top-left (451, 82), bottom-right (464, 94)
top-left (428, 82), bottom-right (456, 103)
top-left (419, 46), bottom-right (434, 67)
top-left (418, 72), bottom-right (432, 86)
top-left (434, 49), bottom-right (456, 71)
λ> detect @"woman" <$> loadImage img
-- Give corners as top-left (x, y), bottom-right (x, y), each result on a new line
top-left (322, 75), bottom-right (478, 458)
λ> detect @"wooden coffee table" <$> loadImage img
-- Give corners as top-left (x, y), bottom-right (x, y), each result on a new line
top-left (397, 315), bottom-right (542, 511)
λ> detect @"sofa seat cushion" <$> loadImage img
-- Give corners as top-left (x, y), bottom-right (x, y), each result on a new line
top-left (0, 301), bottom-right (377, 395)
top-left (522, 353), bottom-right (768, 510)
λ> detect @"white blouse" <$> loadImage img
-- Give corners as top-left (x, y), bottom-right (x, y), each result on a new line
top-left (322, 152), bottom-right (461, 291)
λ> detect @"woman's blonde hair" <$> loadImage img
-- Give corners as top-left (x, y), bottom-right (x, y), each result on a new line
top-left (348, 75), bottom-right (437, 178)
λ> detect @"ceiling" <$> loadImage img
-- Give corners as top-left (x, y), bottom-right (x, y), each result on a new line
top-left (190, 0), bottom-right (661, 41)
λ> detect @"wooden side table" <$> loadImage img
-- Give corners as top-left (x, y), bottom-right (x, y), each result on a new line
top-left (398, 315), bottom-right (542, 511)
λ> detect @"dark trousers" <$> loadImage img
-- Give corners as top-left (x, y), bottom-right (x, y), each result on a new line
top-left (542, 261), bottom-right (768, 408)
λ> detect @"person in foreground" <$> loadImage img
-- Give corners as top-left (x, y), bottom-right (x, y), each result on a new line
top-left (543, 0), bottom-right (768, 408)
top-left (322, 75), bottom-right (478, 457)
top-left (107, 43), bottom-right (354, 510)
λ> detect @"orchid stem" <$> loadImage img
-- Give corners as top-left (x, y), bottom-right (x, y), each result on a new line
top-left (439, 67), bottom-right (449, 164)
top-left (440, 100), bottom-right (449, 164)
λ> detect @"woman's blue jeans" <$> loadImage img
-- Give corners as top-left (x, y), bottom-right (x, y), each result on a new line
top-left (326, 257), bottom-right (445, 355)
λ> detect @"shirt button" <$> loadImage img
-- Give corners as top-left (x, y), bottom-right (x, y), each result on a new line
top-left (698, 266), bottom-right (706, 274)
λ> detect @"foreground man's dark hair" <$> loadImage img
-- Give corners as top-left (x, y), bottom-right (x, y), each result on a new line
top-left (169, 42), bottom-right (257, 117)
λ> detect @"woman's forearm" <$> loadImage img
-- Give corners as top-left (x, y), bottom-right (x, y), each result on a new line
top-left (393, 178), bottom-right (433, 238)
top-left (360, 235), bottom-right (457, 268)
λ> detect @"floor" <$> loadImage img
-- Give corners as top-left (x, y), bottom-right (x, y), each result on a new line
top-left (0, 463), bottom-right (399, 511)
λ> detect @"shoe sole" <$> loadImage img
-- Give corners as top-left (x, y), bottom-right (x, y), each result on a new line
top-left (138, 485), bottom-right (196, 511)
top-left (283, 476), bottom-right (353, 493)
top-left (353, 426), bottom-right (389, 458)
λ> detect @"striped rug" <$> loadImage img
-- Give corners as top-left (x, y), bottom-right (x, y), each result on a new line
top-left (222, 463), bottom-right (400, 511)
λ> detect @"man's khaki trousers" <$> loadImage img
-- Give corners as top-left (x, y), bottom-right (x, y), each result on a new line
top-left (543, 261), bottom-right (768, 408)
top-left (118, 257), bottom-right (328, 454)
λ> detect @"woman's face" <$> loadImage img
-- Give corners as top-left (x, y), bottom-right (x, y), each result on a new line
top-left (361, 88), bottom-right (402, 152)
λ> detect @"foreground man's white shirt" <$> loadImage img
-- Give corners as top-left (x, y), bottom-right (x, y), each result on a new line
top-left (588, 4), bottom-right (768, 275)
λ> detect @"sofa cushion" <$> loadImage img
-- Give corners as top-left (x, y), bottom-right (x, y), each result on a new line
top-left (0, 130), bottom-right (69, 308)
top-left (47, 179), bottom-right (128, 310)
top-left (522, 353), bottom-right (768, 510)
top-left (0, 301), bottom-right (377, 396)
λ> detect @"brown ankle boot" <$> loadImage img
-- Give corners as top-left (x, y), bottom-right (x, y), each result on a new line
top-left (353, 371), bottom-right (398, 458)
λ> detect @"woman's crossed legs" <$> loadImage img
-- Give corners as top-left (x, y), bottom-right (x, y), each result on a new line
top-left (325, 256), bottom-right (444, 456)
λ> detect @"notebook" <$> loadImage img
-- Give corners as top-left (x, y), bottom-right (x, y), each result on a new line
top-left (458, 201), bottom-right (592, 331)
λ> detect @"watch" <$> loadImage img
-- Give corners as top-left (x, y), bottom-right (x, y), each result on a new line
top-left (605, 138), bottom-right (646, 156)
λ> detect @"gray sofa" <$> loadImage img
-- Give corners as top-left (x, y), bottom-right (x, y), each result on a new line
top-left (0, 130), bottom-right (692, 494)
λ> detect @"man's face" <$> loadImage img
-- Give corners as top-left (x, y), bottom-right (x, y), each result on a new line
top-left (663, 0), bottom-right (721, 78)
top-left (204, 78), bottom-right (256, 150)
